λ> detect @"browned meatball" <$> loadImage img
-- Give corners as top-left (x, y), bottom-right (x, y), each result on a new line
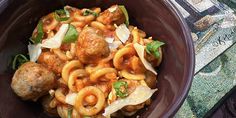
top-left (38, 52), bottom-right (65, 74)
top-left (11, 62), bottom-right (56, 101)
top-left (97, 5), bottom-right (125, 25)
top-left (77, 27), bottom-right (110, 64)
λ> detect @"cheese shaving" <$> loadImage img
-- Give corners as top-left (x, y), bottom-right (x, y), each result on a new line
top-left (115, 24), bottom-right (130, 43)
top-left (133, 43), bottom-right (157, 75)
top-left (108, 41), bottom-right (122, 50)
top-left (108, 6), bottom-right (118, 12)
top-left (105, 37), bottom-right (114, 43)
top-left (28, 43), bottom-right (42, 62)
top-left (103, 85), bottom-right (157, 117)
top-left (65, 92), bottom-right (77, 106)
top-left (41, 24), bottom-right (69, 49)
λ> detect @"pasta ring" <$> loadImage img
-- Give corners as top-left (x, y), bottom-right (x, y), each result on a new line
top-left (62, 60), bottom-right (83, 84)
top-left (90, 21), bottom-right (107, 31)
top-left (42, 13), bottom-right (59, 32)
top-left (55, 88), bottom-right (67, 104)
top-left (113, 46), bottom-right (135, 70)
top-left (53, 49), bottom-right (68, 61)
top-left (132, 27), bottom-right (140, 43)
top-left (74, 86), bottom-right (105, 116)
top-left (68, 69), bottom-right (87, 92)
top-left (90, 68), bottom-right (117, 82)
top-left (120, 70), bottom-right (145, 80)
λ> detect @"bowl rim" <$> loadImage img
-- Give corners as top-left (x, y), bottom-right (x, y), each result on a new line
top-left (162, 0), bottom-right (195, 117)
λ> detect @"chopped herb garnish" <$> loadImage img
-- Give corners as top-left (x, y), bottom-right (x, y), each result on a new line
top-left (12, 54), bottom-right (29, 70)
top-left (67, 108), bottom-right (72, 118)
top-left (146, 41), bottom-right (164, 58)
top-left (63, 24), bottom-right (79, 43)
top-left (83, 9), bottom-right (98, 17)
top-left (33, 20), bottom-right (44, 44)
top-left (118, 5), bottom-right (129, 26)
top-left (54, 8), bottom-right (70, 21)
top-left (113, 81), bottom-right (128, 98)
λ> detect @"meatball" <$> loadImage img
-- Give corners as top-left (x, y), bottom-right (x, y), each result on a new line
top-left (38, 52), bottom-right (65, 74)
top-left (77, 27), bottom-right (110, 64)
top-left (11, 62), bottom-right (56, 101)
top-left (97, 5), bottom-right (125, 25)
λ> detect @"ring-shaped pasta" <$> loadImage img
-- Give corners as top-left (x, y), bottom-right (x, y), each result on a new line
top-left (90, 68), bottom-right (117, 83)
top-left (42, 13), bottom-right (59, 32)
top-left (53, 49), bottom-right (68, 61)
top-left (70, 43), bottom-right (76, 57)
top-left (132, 27), bottom-right (140, 43)
top-left (113, 46), bottom-right (135, 70)
top-left (132, 27), bottom-right (144, 45)
top-left (55, 88), bottom-right (67, 104)
top-left (108, 87), bottom-right (117, 105)
top-left (74, 15), bottom-right (95, 22)
top-left (90, 21), bottom-right (107, 31)
top-left (62, 60), bottom-right (83, 83)
top-left (74, 86), bottom-right (105, 116)
top-left (68, 69), bottom-right (87, 92)
top-left (91, 8), bottom-right (101, 14)
top-left (49, 98), bottom-right (58, 108)
top-left (120, 70), bottom-right (145, 80)
top-left (71, 21), bottom-right (86, 28)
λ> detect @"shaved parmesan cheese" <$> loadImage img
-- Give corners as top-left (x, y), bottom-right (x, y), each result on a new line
top-left (133, 43), bottom-right (157, 75)
top-left (41, 24), bottom-right (69, 49)
top-left (108, 41), bottom-right (122, 50)
top-left (65, 92), bottom-right (77, 106)
top-left (103, 85), bottom-right (157, 117)
top-left (115, 24), bottom-right (130, 43)
top-left (105, 37), bottom-right (114, 43)
top-left (49, 89), bottom-right (55, 96)
top-left (28, 43), bottom-right (42, 62)
top-left (108, 6), bottom-right (118, 12)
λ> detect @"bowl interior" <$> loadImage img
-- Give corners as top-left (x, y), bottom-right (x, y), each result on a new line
top-left (0, 0), bottom-right (194, 118)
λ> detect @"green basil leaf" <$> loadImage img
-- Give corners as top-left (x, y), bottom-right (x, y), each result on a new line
top-left (146, 43), bottom-right (152, 54)
top-left (83, 9), bottom-right (98, 17)
top-left (63, 24), bottom-right (79, 43)
top-left (54, 9), bottom-right (70, 21)
top-left (113, 81), bottom-right (128, 98)
top-left (118, 5), bottom-right (129, 26)
top-left (34, 20), bottom-right (44, 44)
top-left (153, 50), bottom-right (160, 58)
top-left (152, 41), bottom-right (164, 50)
top-left (145, 40), bottom-right (164, 58)
top-left (12, 54), bottom-right (29, 70)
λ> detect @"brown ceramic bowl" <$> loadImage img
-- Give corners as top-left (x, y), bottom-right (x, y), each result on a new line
top-left (0, 0), bottom-right (194, 118)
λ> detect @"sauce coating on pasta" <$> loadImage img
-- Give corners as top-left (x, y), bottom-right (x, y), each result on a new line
top-left (11, 5), bottom-right (164, 118)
